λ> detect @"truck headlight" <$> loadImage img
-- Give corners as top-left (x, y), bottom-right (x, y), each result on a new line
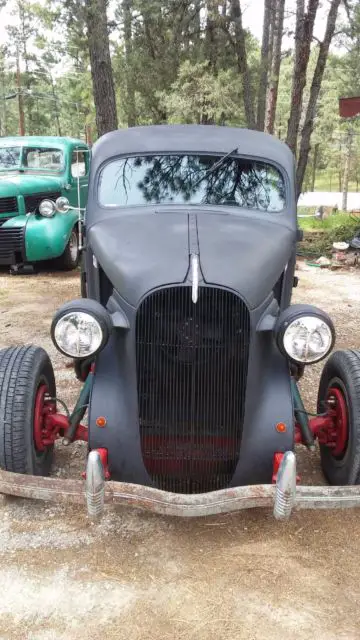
top-left (51, 299), bottom-right (112, 358)
top-left (275, 305), bottom-right (335, 364)
top-left (39, 199), bottom-right (56, 218)
top-left (55, 196), bottom-right (70, 213)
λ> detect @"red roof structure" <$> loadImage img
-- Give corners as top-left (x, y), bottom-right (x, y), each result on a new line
top-left (339, 96), bottom-right (360, 118)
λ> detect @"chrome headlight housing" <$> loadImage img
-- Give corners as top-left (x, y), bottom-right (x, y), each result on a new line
top-left (55, 196), bottom-right (70, 213)
top-left (39, 199), bottom-right (56, 218)
top-left (51, 299), bottom-right (112, 359)
top-left (275, 305), bottom-right (335, 365)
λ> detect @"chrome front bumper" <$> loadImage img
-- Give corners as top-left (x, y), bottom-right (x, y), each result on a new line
top-left (1, 451), bottom-right (360, 520)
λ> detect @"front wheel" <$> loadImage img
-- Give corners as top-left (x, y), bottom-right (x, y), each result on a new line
top-left (317, 349), bottom-right (360, 485)
top-left (0, 346), bottom-right (56, 476)
top-left (55, 228), bottom-right (79, 271)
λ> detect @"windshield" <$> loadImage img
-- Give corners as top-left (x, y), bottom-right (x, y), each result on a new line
top-left (0, 146), bottom-right (64, 172)
top-left (0, 147), bottom-right (22, 170)
top-left (98, 154), bottom-right (286, 212)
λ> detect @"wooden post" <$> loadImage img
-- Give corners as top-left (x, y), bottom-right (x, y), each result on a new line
top-left (342, 128), bottom-right (354, 212)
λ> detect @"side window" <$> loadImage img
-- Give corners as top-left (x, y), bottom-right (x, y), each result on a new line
top-left (71, 150), bottom-right (88, 178)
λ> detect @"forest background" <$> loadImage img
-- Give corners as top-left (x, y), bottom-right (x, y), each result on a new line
top-left (0, 0), bottom-right (360, 196)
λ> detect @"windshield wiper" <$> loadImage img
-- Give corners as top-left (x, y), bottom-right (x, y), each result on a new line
top-left (192, 147), bottom-right (238, 189)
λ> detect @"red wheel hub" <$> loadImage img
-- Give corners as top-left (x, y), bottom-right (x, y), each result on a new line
top-left (33, 384), bottom-right (56, 452)
top-left (325, 386), bottom-right (348, 456)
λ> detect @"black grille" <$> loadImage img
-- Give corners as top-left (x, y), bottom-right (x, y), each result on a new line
top-left (0, 227), bottom-right (24, 263)
top-left (0, 197), bottom-right (18, 214)
top-left (24, 191), bottom-right (61, 212)
top-left (136, 286), bottom-right (250, 494)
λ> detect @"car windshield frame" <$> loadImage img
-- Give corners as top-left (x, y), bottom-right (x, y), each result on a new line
top-left (0, 145), bottom-right (65, 174)
top-left (97, 151), bottom-right (287, 214)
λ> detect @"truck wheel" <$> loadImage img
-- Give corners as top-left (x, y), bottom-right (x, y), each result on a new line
top-left (56, 228), bottom-right (79, 271)
top-left (317, 349), bottom-right (360, 485)
top-left (0, 346), bottom-right (56, 476)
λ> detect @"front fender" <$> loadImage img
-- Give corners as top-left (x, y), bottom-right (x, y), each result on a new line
top-left (24, 209), bottom-right (79, 261)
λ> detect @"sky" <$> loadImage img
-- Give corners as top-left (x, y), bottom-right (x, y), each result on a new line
top-left (242, 0), bottom-right (265, 40)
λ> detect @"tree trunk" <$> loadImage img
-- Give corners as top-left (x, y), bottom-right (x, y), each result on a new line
top-left (16, 48), bottom-right (25, 136)
top-left (205, 0), bottom-right (218, 71)
top-left (296, 0), bottom-right (341, 195)
top-left (228, 0), bottom-right (256, 129)
top-left (338, 138), bottom-right (342, 191)
top-left (342, 129), bottom-right (353, 211)
top-left (18, 1), bottom-right (33, 135)
top-left (264, 0), bottom-right (285, 135)
top-left (86, 0), bottom-right (118, 137)
top-left (192, 0), bottom-right (202, 49)
top-left (123, 0), bottom-right (136, 127)
top-left (286, 0), bottom-right (320, 154)
top-left (0, 65), bottom-right (6, 136)
top-left (311, 142), bottom-right (319, 191)
top-left (256, 0), bottom-right (272, 130)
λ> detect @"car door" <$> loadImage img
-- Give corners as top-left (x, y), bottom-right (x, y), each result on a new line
top-left (68, 148), bottom-right (90, 210)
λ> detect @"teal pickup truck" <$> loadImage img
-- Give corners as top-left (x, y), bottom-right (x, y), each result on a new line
top-left (0, 136), bottom-right (89, 271)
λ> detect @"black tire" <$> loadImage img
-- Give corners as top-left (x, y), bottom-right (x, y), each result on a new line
top-left (55, 227), bottom-right (79, 271)
top-left (317, 349), bottom-right (360, 485)
top-left (0, 345), bottom-right (56, 476)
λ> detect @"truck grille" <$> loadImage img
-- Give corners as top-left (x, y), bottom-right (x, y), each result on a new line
top-left (24, 191), bottom-right (61, 212)
top-left (0, 227), bottom-right (24, 263)
top-left (136, 286), bottom-right (250, 493)
top-left (0, 197), bottom-right (18, 214)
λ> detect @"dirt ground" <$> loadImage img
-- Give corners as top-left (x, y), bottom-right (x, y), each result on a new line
top-left (1, 263), bottom-right (360, 640)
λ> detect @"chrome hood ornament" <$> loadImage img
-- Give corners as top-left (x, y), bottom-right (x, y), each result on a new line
top-left (190, 253), bottom-right (200, 304)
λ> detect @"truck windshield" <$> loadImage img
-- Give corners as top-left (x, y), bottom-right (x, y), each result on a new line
top-left (0, 146), bottom-right (63, 172)
top-left (0, 147), bottom-right (21, 170)
top-left (98, 154), bottom-right (286, 212)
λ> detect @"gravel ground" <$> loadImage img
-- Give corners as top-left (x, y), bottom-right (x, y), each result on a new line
top-left (1, 263), bottom-right (360, 639)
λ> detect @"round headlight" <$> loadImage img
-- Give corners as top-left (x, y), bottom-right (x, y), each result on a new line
top-left (51, 299), bottom-right (113, 360)
top-left (281, 315), bottom-right (334, 364)
top-left (55, 196), bottom-right (70, 213)
top-left (39, 199), bottom-right (56, 218)
top-left (54, 311), bottom-right (103, 358)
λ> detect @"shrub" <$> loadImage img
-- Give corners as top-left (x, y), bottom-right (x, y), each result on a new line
top-left (298, 213), bottom-right (360, 257)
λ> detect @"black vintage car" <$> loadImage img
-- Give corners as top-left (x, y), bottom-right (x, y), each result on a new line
top-left (1, 124), bottom-right (360, 520)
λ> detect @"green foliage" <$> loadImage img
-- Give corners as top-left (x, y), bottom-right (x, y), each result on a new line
top-left (0, 0), bottom-right (359, 186)
top-left (299, 211), bottom-right (357, 229)
top-left (158, 61), bottom-right (245, 126)
top-left (298, 213), bottom-right (360, 256)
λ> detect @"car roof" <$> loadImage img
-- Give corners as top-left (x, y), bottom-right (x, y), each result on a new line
top-left (91, 124), bottom-right (295, 178)
top-left (0, 136), bottom-right (87, 149)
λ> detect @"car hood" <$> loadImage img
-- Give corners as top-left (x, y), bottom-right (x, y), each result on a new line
top-left (0, 174), bottom-right (64, 197)
top-left (88, 210), bottom-right (296, 310)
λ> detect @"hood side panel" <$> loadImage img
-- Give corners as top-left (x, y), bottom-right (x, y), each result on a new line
top-left (88, 214), bottom-right (190, 306)
top-left (196, 215), bottom-right (295, 309)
